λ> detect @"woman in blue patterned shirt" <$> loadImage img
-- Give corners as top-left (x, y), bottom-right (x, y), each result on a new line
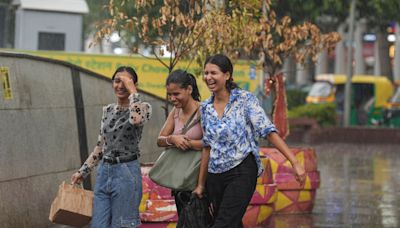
top-left (193, 54), bottom-right (306, 228)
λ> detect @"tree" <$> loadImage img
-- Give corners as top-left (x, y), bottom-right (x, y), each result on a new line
top-left (93, 0), bottom-right (341, 128)
top-left (194, 0), bottom-right (340, 77)
top-left (94, 0), bottom-right (208, 116)
top-left (272, 0), bottom-right (348, 32)
top-left (360, 0), bottom-right (400, 30)
top-left (192, 0), bottom-right (340, 138)
top-left (359, 0), bottom-right (400, 79)
top-left (0, 0), bottom-right (13, 48)
top-left (277, 0), bottom-right (400, 78)
top-left (84, 0), bottom-right (109, 39)
top-left (85, 0), bottom-right (163, 52)
top-left (189, 0), bottom-right (262, 74)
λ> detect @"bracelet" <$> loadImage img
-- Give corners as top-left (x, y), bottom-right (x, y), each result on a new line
top-left (165, 136), bottom-right (173, 146)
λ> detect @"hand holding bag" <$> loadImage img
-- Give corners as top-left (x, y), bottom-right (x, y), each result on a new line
top-left (176, 193), bottom-right (213, 228)
top-left (149, 107), bottom-right (201, 191)
top-left (49, 181), bottom-right (93, 227)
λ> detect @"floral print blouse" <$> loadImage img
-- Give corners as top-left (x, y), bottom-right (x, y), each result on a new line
top-left (78, 93), bottom-right (152, 178)
top-left (200, 89), bottom-right (277, 176)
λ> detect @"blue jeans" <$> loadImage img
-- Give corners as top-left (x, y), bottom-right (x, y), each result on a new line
top-left (91, 159), bottom-right (142, 228)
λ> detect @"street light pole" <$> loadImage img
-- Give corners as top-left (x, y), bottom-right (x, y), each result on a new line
top-left (344, 0), bottom-right (357, 127)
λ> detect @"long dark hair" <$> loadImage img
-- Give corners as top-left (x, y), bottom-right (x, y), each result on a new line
top-left (204, 54), bottom-right (239, 91)
top-left (112, 66), bottom-right (138, 83)
top-left (166, 69), bottom-right (201, 101)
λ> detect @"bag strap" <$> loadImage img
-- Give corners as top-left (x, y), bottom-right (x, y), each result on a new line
top-left (181, 106), bottom-right (200, 134)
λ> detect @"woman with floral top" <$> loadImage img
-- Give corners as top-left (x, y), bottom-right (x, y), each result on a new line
top-left (194, 54), bottom-right (306, 228)
top-left (71, 66), bottom-right (152, 228)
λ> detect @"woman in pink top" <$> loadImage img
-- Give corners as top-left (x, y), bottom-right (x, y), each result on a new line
top-left (157, 69), bottom-right (205, 215)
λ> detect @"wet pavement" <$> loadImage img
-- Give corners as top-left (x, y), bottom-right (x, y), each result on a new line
top-left (48, 143), bottom-right (400, 228)
top-left (273, 143), bottom-right (400, 228)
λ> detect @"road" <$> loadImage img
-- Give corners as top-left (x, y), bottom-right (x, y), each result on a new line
top-left (271, 142), bottom-right (400, 228)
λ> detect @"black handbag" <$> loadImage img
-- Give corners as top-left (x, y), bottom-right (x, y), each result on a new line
top-left (176, 193), bottom-right (213, 228)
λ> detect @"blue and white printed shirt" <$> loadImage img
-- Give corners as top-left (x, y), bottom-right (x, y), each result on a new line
top-left (200, 88), bottom-right (277, 176)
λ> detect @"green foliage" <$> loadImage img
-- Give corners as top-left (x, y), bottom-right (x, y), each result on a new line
top-left (272, 0), bottom-right (348, 31)
top-left (360, 0), bottom-right (400, 31)
top-left (272, 0), bottom-right (400, 32)
top-left (286, 88), bottom-right (307, 109)
top-left (84, 0), bottom-right (110, 39)
top-left (85, 0), bottom-right (163, 47)
top-left (288, 103), bottom-right (337, 126)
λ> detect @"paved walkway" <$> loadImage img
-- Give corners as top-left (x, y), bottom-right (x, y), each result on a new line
top-left (272, 143), bottom-right (400, 228)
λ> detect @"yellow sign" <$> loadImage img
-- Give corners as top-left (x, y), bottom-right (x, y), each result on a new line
top-left (24, 51), bottom-right (262, 99)
top-left (1, 67), bottom-right (12, 100)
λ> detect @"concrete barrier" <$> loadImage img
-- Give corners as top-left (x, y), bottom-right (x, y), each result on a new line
top-left (0, 52), bottom-right (166, 227)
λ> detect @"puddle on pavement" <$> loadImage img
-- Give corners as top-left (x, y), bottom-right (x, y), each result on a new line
top-left (269, 143), bottom-right (400, 228)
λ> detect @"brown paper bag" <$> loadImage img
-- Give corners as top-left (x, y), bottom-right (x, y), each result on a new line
top-left (49, 181), bottom-right (94, 227)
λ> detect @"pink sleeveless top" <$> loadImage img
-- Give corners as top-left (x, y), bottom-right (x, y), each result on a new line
top-left (172, 108), bottom-right (202, 140)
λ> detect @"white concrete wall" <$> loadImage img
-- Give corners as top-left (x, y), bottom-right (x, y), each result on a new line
top-left (0, 52), bottom-right (165, 227)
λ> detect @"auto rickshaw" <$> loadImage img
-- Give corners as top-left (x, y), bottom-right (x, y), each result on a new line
top-left (383, 81), bottom-right (400, 127)
top-left (306, 74), bottom-right (394, 126)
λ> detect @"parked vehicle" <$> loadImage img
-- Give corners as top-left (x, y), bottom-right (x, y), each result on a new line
top-left (383, 81), bottom-right (400, 127)
top-left (306, 74), bottom-right (394, 126)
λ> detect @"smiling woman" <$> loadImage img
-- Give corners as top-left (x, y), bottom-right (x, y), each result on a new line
top-left (197, 54), bottom-right (306, 228)
top-left (203, 57), bottom-right (236, 94)
top-left (70, 66), bottom-right (152, 228)
top-left (156, 69), bottom-right (206, 217)
top-left (111, 67), bottom-right (139, 107)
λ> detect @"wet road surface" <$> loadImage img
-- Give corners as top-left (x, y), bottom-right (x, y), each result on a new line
top-left (272, 143), bottom-right (400, 228)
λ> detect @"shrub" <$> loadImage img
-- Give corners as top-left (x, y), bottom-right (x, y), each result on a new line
top-left (286, 88), bottom-right (308, 109)
top-left (288, 103), bottom-right (337, 127)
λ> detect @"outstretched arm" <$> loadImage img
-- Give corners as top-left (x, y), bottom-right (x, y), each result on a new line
top-left (244, 93), bottom-right (306, 184)
top-left (267, 132), bottom-right (306, 184)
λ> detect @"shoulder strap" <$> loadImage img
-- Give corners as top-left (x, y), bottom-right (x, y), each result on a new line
top-left (181, 107), bottom-right (200, 134)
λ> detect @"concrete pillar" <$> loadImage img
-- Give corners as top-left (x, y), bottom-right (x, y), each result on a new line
top-left (394, 23), bottom-right (400, 82)
top-left (354, 20), bottom-right (366, 75)
top-left (374, 31), bottom-right (392, 78)
top-left (374, 34), bottom-right (381, 76)
top-left (335, 24), bottom-right (347, 74)
top-left (316, 49), bottom-right (328, 75)
top-left (296, 60), bottom-right (311, 85)
top-left (283, 55), bottom-right (296, 85)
